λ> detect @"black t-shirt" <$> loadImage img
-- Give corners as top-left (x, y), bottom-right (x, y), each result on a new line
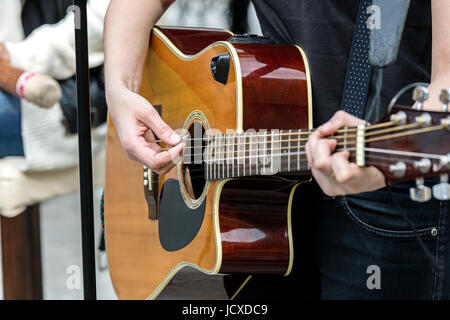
top-left (251, 0), bottom-right (432, 126)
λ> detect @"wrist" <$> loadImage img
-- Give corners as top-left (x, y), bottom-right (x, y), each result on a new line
top-left (423, 74), bottom-right (450, 111)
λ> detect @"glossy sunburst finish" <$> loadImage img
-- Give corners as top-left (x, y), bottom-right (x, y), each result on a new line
top-left (105, 26), bottom-right (311, 299)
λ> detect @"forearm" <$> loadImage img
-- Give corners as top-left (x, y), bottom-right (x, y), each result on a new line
top-left (103, 0), bottom-right (182, 172)
top-left (424, 0), bottom-right (450, 111)
top-left (104, 0), bottom-right (174, 96)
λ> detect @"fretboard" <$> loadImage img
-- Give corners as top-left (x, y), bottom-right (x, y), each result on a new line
top-left (180, 129), bottom-right (357, 180)
top-left (175, 109), bottom-right (450, 185)
top-left (209, 129), bottom-right (309, 180)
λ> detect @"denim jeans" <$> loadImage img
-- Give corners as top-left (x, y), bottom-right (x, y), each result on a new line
top-left (0, 90), bottom-right (24, 157)
top-left (316, 179), bottom-right (448, 299)
top-left (230, 180), bottom-right (448, 300)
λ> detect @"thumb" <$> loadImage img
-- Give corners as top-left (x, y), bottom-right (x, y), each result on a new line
top-left (142, 107), bottom-right (181, 146)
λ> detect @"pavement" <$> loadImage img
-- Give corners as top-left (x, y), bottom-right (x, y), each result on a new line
top-left (0, 188), bottom-right (228, 300)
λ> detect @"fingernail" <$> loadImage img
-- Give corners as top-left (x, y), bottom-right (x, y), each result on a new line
top-left (171, 134), bottom-right (181, 144)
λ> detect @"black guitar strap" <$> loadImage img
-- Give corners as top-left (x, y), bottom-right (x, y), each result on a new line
top-left (341, 0), bottom-right (411, 121)
top-left (340, 0), bottom-right (374, 119)
top-left (365, 0), bottom-right (411, 122)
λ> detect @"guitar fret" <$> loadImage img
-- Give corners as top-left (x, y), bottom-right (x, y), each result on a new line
top-left (269, 131), bottom-right (273, 174)
top-left (237, 133), bottom-right (240, 177)
top-left (216, 135), bottom-right (220, 180)
top-left (226, 133), bottom-right (230, 178)
top-left (344, 126), bottom-right (348, 151)
top-left (248, 132), bottom-right (252, 176)
top-left (249, 132), bottom-right (255, 176)
top-left (288, 129), bottom-right (292, 172)
top-left (262, 131), bottom-right (268, 175)
top-left (210, 136), bottom-right (213, 180)
top-left (297, 129), bottom-right (301, 171)
top-left (255, 132), bottom-right (259, 176)
top-left (243, 133), bottom-right (246, 177)
top-left (271, 129), bottom-right (280, 175)
top-left (232, 134), bottom-right (235, 177)
top-left (213, 136), bottom-right (217, 180)
top-left (221, 135), bottom-right (225, 179)
top-left (205, 137), bottom-right (208, 180)
top-left (216, 135), bottom-right (222, 179)
top-left (209, 136), bottom-right (212, 180)
top-left (205, 136), bottom-right (208, 180)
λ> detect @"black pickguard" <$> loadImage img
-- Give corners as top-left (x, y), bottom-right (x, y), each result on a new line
top-left (158, 179), bottom-right (206, 252)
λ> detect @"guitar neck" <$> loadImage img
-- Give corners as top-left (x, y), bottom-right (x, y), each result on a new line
top-left (194, 127), bottom-right (362, 180)
top-left (190, 109), bottom-right (450, 184)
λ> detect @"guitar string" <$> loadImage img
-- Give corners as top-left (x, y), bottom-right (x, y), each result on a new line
top-left (141, 125), bottom-right (447, 181)
top-left (175, 125), bottom-right (445, 159)
top-left (143, 151), bottom-right (445, 182)
top-left (160, 122), bottom-right (422, 151)
top-left (172, 147), bottom-right (445, 171)
top-left (198, 147), bottom-right (446, 164)
top-left (182, 151), bottom-right (442, 177)
top-left (178, 149), bottom-right (445, 179)
top-left (152, 120), bottom-right (398, 145)
top-left (177, 122), bottom-right (420, 152)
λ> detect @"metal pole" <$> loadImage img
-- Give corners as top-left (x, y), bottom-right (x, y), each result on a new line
top-left (73, 0), bottom-right (96, 300)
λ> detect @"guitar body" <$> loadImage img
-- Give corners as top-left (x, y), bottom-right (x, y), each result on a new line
top-left (105, 26), bottom-right (312, 299)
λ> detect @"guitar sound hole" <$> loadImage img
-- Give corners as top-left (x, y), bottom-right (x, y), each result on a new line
top-left (181, 121), bottom-right (206, 200)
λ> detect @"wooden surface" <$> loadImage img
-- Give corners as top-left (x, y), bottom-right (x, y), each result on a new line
top-left (233, 42), bottom-right (310, 131)
top-left (1, 205), bottom-right (43, 300)
top-left (157, 268), bottom-right (228, 300)
top-left (218, 178), bottom-right (295, 275)
top-left (157, 26), bottom-right (232, 55)
top-left (105, 27), bottom-right (311, 299)
top-left (105, 29), bottom-right (239, 300)
top-left (366, 106), bottom-right (450, 184)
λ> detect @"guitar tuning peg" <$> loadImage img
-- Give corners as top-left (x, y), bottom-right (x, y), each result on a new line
top-left (412, 86), bottom-right (429, 111)
top-left (410, 177), bottom-right (432, 203)
top-left (433, 174), bottom-right (450, 201)
top-left (440, 89), bottom-right (450, 112)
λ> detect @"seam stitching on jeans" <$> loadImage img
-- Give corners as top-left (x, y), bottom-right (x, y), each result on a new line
top-left (432, 201), bottom-right (446, 300)
top-left (340, 197), bottom-right (434, 239)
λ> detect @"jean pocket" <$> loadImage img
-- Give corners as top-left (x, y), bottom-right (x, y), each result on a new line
top-left (341, 184), bottom-right (440, 239)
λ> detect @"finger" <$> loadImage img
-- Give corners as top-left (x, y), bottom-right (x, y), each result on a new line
top-left (318, 110), bottom-right (366, 136)
top-left (310, 139), bottom-right (337, 173)
top-left (139, 105), bottom-right (181, 146)
top-left (125, 138), bottom-right (158, 169)
top-left (152, 143), bottom-right (185, 174)
top-left (167, 142), bottom-right (185, 165)
top-left (154, 161), bottom-right (178, 175)
top-left (151, 142), bottom-right (185, 169)
top-left (330, 151), bottom-right (361, 183)
top-left (305, 129), bottom-right (323, 164)
top-left (144, 129), bottom-right (162, 153)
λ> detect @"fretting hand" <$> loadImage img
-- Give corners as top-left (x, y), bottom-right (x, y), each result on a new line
top-left (305, 110), bottom-right (386, 196)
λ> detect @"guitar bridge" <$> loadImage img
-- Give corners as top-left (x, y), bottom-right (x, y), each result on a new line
top-left (143, 166), bottom-right (159, 220)
top-left (143, 104), bottom-right (161, 220)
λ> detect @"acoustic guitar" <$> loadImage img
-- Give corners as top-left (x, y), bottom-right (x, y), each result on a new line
top-left (105, 26), bottom-right (450, 300)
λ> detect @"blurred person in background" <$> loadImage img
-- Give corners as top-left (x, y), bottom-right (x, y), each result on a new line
top-left (0, 0), bottom-right (109, 170)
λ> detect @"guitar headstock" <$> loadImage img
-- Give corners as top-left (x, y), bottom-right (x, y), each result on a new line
top-left (362, 87), bottom-right (450, 202)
